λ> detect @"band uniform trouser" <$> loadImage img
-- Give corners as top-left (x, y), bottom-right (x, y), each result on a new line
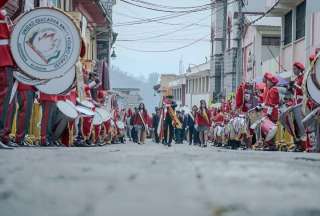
top-left (40, 101), bottom-right (57, 144)
top-left (93, 124), bottom-right (101, 144)
top-left (60, 121), bottom-right (75, 147)
top-left (164, 123), bottom-right (174, 145)
top-left (0, 67), bottom-right (15, 144)
top-left (15, 90), bottom-right (35, 143)
top-left (81, 116), bottom-right (93, 141)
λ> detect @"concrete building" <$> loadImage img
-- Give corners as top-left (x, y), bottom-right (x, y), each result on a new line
top-left (267, 0), bottom-right (320, 77)
top-left (168, 76), bottom-right (186, 106)
top-left (112, 88), bottom-right (143, 109)
top-left (185, 62), bottom-right (211, 108)
top-left (242, 17), bottom-right (281, 81)
top-left (154, 74), bottom-right (179, 97)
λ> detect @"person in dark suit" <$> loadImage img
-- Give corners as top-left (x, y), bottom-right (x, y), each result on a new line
top-left (152, 107), bottom-right (161, 143)
top-left (186, 105), bottom-right (199, 145)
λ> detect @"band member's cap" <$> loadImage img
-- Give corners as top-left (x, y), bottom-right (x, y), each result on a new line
top-left (293, 62), bottom-right (305, 71)
top-left (269, 75), bottom-right (279, 85)
top-left (263, 72), bottom-right (273, 80)
top-left (309, 53), bottom-right (317, 62)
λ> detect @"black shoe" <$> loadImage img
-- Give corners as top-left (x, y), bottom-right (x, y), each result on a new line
top-left (40, 142), bottom-right (56, 147)
top-left (6, 141), bottom-right (19, 148)
top-left (17, 141), bottom-right (31, 147)
top-left (0, 142), bottom-right (13, 149)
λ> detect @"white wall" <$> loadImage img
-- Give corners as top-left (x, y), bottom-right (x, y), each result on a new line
top-left (185, 93), bottom-right (210, 108)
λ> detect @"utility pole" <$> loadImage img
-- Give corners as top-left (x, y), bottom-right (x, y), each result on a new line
top-left (236, 0), bottom-right (244, 88)
top-left (220, 0), bottom-right (227, 98)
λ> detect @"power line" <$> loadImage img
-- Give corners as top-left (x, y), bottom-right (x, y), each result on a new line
top-left (117, 33), bottom-right (210, 53)
top-left (117, 13), bottom-right (211, 42)
top-left (127, 0), bottom-right (212, 10)
top-left (119, 0), bottom-right (213, 13)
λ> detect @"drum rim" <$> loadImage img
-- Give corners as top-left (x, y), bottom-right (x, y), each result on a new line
top-left (56, 100), bottom-right (78, 119)
top-left (75, 105), bottom-right (95, 116)
top-left (311, 59), bottom-right (320, 89)
top-left (13, 71), bottom-right (45, 86)
top-left (10, 7), bottom-right (81, 80)
top-left (35, 66), bottom-right (75, 95)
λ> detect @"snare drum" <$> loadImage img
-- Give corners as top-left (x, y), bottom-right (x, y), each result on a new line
top-left (95, 107), bottom-right (111, 122)
top-left (53, 101), bottom-right (78, 140)
top-left (260, 118), bottom-right (277, 142)
top-left (92, 111), bottom-right (103, 126)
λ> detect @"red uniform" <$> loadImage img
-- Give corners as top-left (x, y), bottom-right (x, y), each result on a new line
top-left (294, 74), bottom-right (304, 104)
top-left (0, 11), bottom-right (15, 144)
top-left (263, 87), bottom-right (280, 123)
top-left (0, 0), bottom-right (9, 8)
top-left (195, 109), bottom-right (211, 127)
top-left (132, 110), bottom-right (149, 126)
top-left (214, 112), bottom-right (224, 125)
top-left (15, 83), bottom-right (36, 144)
top-left (39, 93), bottom-right (58, 145)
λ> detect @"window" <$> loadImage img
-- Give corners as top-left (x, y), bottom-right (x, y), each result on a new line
top-left (262, 36), bottom-right (281, 46)
top-left (296, 1), bottom-right (306, 40)
top-left (284, 11), bottom-right (292, 45)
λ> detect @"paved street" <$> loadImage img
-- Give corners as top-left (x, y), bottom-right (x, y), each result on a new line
top-left (0, 141), bottom-right (320, 216)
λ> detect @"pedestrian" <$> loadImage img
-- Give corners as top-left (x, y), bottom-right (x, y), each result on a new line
top-left (186, 105), bottom-right (198, 145)
top-left (132, 103), bottom-right (149, 144)
top-left (195, 100), bottom-right (211, 147)
top-left (174, 110), bottom-right (184, 144)
top-left (152, 107), bottom-right (161, 143)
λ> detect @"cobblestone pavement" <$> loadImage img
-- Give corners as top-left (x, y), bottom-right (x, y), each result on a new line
top-left (0, 141), bottom-right (320, 216)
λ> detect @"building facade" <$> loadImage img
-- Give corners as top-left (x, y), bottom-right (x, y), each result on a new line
top-left (185, 62), bottom-right (211, 108)
top-left (243, 17), bottom-right (281, 81)
top-left (267, 0), bottom-right (320, 77)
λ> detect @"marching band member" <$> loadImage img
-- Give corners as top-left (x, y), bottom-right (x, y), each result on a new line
top-left (39, 92), bottom-right (58, 147)
top-left (292, 62), bottom-right (305, 105)
top-left (81, 84), bottom-right (94, 145)
top-left (152, 107), bottom-right (161, 143)
top-left (195, 100), bottom-right (211, 147)
top-left (0, 9), bottom-right (15, 149)
top-left (60, 88), bottom-right (77, 147)
top-left (213, 109), bottom-right (224, 147)
top-left (262, 74), bottom-right (280, 150)
top-left (15, 82), bottom-right (36, 146)
top-left (132, 103), bottom-right (149, 144)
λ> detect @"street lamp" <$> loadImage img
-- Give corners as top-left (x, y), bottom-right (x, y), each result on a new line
top-left (111, 47), bottom-right (117, 59)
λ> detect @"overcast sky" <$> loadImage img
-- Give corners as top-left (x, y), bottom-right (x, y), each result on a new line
top-left (112, 0), bottom-right (212, 79)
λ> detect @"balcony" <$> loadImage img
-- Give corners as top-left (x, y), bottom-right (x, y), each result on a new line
top-left (73, 0), bottom-right (114, 27)
top-left (266, 0), bottom-right (304, 16)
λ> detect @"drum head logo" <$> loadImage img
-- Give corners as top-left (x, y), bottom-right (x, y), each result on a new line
top-left (10, 8), bottom-right (81, 79)
top-left (27, 29), bottom-right (62, 64)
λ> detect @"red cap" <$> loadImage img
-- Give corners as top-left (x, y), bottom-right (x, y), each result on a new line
top-left (270, 75), bottom-right (279, 85)
top-left (264, 72), bottom-right (273, 80)
top-left (293, 62), bottom-right (305, 71)
top-left (0, 1), bottom-right (9, 8)
top-left (309, 53), bottom-right (317, 62)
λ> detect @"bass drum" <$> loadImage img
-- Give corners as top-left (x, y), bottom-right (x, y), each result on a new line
top-left (306, 73), bottom-right (320, 105)
top-left (10, 7), bottom-right (81, 80)
top-left (302, 106), bottom-right (320, 128)
top-left (35, 66), bottom-right (75, 95)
